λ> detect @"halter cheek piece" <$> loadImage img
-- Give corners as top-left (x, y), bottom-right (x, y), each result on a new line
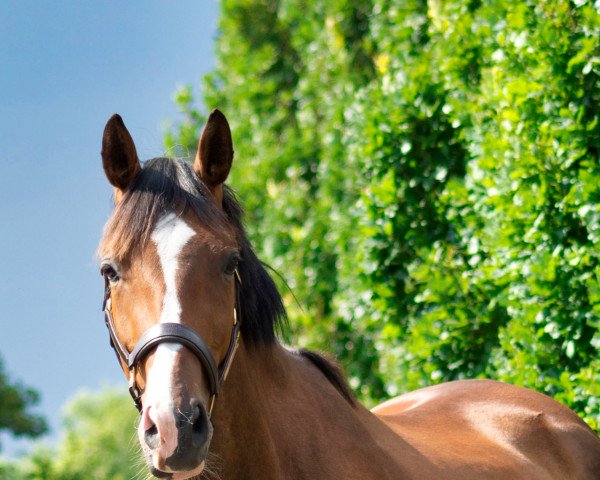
top-left (102, 271), bottom-right (242, 415)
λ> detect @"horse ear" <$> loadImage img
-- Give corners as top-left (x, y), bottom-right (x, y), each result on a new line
top-left (194, 109), bottom-right (233, 202)
top-left (101, 114), bottom-right (141, 193)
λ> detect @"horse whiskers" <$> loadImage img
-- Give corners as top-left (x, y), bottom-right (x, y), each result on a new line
top-left (132, 453), bottom-right (150, 480)
top-left (129, 424), bottom-right (153, 480)
top-left (177, 406), bottom-right (194, 425)
top-left (130, 424), bottom-right (141, 450)
top-left (132, 467), bottom-right (151, 480)
top-left (130, 456), bottom-right (151, 480)
top-left (199, 452), bottom-right (223, 480)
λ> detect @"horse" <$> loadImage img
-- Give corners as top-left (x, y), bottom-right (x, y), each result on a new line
top-left (98, 110), bottom-right (600, 479)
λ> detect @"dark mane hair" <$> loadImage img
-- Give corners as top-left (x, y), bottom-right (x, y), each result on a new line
top-left (298, 349), bottom-right (356, 407)
top-left (99, 157), bottom-right (286, 345)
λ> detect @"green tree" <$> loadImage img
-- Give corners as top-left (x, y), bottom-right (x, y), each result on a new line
top-left (0, 356), bottom-right (47, 450)
top-left (0, 389), bottom-right (140, 480)
top-left (52, 389), bottom-right (140, 480)
top-left (166, 0), bottom-right (599, 429)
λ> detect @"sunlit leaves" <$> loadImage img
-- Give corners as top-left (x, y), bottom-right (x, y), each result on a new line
top-left (165, 0), bottom-right (599, 430)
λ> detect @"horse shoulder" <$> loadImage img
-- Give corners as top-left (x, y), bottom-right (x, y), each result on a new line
top-left (371, 379), bottom-right (600, 480)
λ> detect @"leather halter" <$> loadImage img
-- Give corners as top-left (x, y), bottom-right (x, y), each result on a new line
top-left (102, 271), bottom-right (242, 414)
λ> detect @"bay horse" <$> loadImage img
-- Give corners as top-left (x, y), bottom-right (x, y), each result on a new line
top-left (98, 110), bottom-right (600, 479)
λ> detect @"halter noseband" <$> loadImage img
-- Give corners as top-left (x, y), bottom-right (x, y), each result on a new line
top-left (102, 271), bottom-right (242, 414)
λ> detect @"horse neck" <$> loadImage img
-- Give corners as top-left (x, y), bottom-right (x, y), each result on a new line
top-left (208, 341), bottom-right (403, 480)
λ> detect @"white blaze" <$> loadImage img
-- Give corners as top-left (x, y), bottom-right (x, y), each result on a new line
top-left (151, 212), bottom-right (196, 325)
top-left (143, 213), bottom-right (195, 465)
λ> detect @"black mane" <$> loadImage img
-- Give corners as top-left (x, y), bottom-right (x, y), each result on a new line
top-left (100, 157), bottom-right (287, 346)
top-left (298, 349), bottom-right (356, 406)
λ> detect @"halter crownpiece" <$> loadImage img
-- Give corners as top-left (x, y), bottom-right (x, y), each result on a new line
top-left (102, 270), bottom-right (242, 414)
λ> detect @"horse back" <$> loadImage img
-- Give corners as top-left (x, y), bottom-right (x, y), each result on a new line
top-left (372, 379), bottom-right (600, 480)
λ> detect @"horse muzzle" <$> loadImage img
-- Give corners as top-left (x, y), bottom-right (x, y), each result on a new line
top-left (140, 398), bottom-right (213, 478)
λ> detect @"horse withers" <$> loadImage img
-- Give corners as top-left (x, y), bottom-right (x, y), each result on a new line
top-left (98, 110), bottom-right (600, 479)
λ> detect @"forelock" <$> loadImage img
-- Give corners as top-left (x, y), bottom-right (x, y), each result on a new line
top-left (98, 157), bottom-right (230, 261)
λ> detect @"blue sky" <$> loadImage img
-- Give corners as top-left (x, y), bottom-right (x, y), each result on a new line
top-left (0, 0), bottom-right (218, 456)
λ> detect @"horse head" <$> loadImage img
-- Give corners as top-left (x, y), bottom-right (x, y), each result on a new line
top-left (98, 110), bottom-right (264, 478)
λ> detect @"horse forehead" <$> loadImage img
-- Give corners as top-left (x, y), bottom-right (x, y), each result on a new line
top-left (148, 212), bottom-right (232, 263)
top-left (151, 213), bottom-right (196, 256)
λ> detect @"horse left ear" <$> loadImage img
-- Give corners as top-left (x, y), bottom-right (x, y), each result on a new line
top-left (194, 109), bottom-right (233, 204)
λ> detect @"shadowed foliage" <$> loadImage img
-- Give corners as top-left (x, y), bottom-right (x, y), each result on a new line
top-left (0, 356), bottom-right (47, 450)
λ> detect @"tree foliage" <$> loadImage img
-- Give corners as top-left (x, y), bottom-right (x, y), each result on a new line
top-left (0, 356), bottom-right (47, 449)
top-left (166, 0), bottom-right (599, 429)
top-left (0, 389), bottom-right (140, 480)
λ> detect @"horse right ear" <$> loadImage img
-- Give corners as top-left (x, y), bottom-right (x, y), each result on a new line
top-left (101, 114), bottom-right (141, 197)
top-left (194, 109), bottom-right (233, 205)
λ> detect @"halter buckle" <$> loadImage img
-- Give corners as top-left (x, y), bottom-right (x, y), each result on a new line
top-left (128, 365), bottom-right (142, 412)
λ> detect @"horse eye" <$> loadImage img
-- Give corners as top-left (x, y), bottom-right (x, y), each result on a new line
top-left (100, 263), bottom-right (120, 282)
top-left (224, 254), bottom-right (241, 276)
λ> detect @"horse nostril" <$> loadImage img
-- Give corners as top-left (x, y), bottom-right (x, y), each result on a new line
top-left (142, 406), bottom-right (161, 450)
top-left (191, 401), bottom-right (210, 448)
top-left (191, 403), bottom-right (201, 423)
top-left (144, 423), bottom-right (160, 450)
